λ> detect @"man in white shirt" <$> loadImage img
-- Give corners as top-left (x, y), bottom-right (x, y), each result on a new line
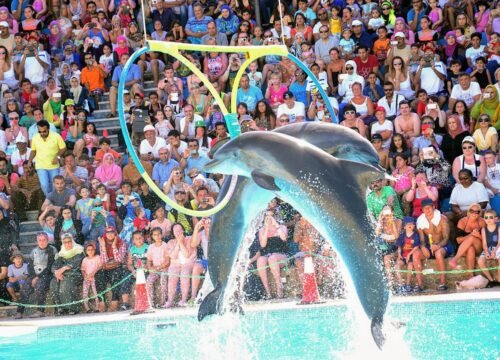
top-left (270, 19), bottom-right (292, 46)
top-left (449, 73), bottom-right (482, 110)
top-left (377, 82), bottom-right (404, 120)
top-left (19, 34), bottom-right (50, 88)
top-left (179, 103), bottom-right (203, 140)
top-left (166, 129), bottom-right (187, 162)
top-left (276, 92), bottom-right (305, 123)
top-left (414, 46), bottom-right (447, 104)
top-left (139, 125), bottom-right (167, 161)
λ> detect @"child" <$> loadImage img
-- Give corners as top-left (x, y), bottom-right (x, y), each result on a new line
top-left (76, 185), bottom-right (94, 223)
top-left (6, 252), bottom-right (28, 303)
top-left (38, 209), bottom-right (56, 245)
top-left (150, 206), bottom-right (172, 239)
top-left (371, 134), bottom-right (389, 170)
top-left (79, 154), bottom-right (94, 179)
top-left (478, 210), bottom-right (500, 285)
top-left (428, 0), bottom-right (444, 32)
top-left (339, 29), bottom-right (356, 59)
top-left (133, 206), bottom-right (151, 237)
top-left (455, 27), bottom-right (466, 46)
top-left (367, 7), bottom-right (385, 33)
top-left (395, 217), bottom-right (423, 293)
top-left (300, 41), bottom-right (316, 67)
top-left (70, 62), bottom-right (81, 79)
top-left (447, 59), bottom-right (463, 94)
top-left (248, 61), bottom-right (262, 88)
top-left (146, 227), bottom-right (170, 307)
top-left (373, 26), bottom-right (390, 66)
top-left (83, 123), bottom-right (99, 158)
top-left (94, 137), bottom-right (122, 166)
top-left (127, 230), bottom-right (149, 275)
top-left (371, 107), bottom-right (394, 150)
top-left (265, 73), bottom-right (288, 111)
top-left (470, 57), bottom-right (492, 89)
top-left (329, 6), bottom-right (342, 42)
top-left (81, 241), bottom-right (103, 313)
top-left (361, 0), bottom-right (377, 21)
top-left (95, 183), bottom-right (112, 213)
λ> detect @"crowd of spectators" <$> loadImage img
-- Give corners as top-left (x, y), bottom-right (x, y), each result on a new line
top-left (0, 0), bottom-right (499, 319)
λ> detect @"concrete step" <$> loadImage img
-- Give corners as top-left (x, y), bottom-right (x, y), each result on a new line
top-left (25, 211), bottom-right (38, 222)
top-left (20, 221), bottom-right (42, 233)
top-left (19, 242), bottom-right (37, 255)
top-left (91, 118), bottom-right (121, 129)
top-left (0, 306), bottom-right (17, 318)
top-left (18, 231), bottom-right (39, 244)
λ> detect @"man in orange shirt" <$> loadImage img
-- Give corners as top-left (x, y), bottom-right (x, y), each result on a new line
top-left (80, 53), bottom-right (106, 112)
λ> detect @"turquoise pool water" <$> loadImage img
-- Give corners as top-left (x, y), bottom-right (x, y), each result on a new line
top-left (0, 299), bottom-right (498, 359)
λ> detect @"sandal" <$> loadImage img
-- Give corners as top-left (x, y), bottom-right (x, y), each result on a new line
top-left (437, 283), bottom-right (448, 291)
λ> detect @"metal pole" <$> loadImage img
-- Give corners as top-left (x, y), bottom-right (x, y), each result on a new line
top-left (254, 0), bottom-right (261, 26)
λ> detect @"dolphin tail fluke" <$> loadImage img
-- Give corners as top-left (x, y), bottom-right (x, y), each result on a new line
top-left (371, 316), bottom-right (385, 350)
top-left (198, 284), bottom-right (223, 321)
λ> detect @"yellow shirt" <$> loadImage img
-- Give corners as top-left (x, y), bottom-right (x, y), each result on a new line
top-left (473, 127), bottom-right (497, 151)
top-left (330, 18), bottom-right (341, 35)
top-left (31, 132), bottom-right (66, 170)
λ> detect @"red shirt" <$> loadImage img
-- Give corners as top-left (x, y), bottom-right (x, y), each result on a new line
top-left (354, 55), bottom-right (379, 79)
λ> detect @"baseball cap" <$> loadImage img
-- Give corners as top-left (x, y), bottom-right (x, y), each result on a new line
top-left (394, 32), bottom-right (405, 38)
top-left (421, 123), bottom-right (432, 132)
top-left (28, 33), bottom-right (39, 41)
top-left (72, 15), bottom-right (79, 21)
top-left (195, 120), bottom-right (206, 128)
top-left (283, 91), bottom-right (294, 99)
top-left (403, 216), bottom-right (415, 226)
top-left (461, 136), bottom-right (475, 145)
top-left (352, 20), bottom-right (363, 26)
top-left (421, 199), bottom-right (434, 208)
top-left (374, 106), bottom-right (386, 114)
top-left (65, 99), bottom-right (75, 106)
top-left (240, 114), bottom-right (253, 123)
top-left (371, 133), bottom-right (383, 142)
top-left (0, 21), bottom-right (9, 27)
top-left (15, 133), bottom-right (26, 143)
top-left (135, 92), bottom-right (144, 98)
top-left (105, 226), bottom-right (116, 233)
top-left (143, 124), bottom-right (155, 133)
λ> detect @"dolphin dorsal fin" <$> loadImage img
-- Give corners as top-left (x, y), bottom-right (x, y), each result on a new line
top-left (251, 170), bottom-right (281, 191)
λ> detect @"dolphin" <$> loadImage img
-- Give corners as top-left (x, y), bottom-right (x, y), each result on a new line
top-left (203, 131), bottom-right (388, 349)
top-left (199, 123), bottom-right (382, 317)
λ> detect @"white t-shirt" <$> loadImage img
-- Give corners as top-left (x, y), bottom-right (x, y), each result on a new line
top-left (420, 61), bottom-right (446, 95)
top-left (310, 98), bottom-right (339, 121)
top-left (306, 71), bottom-right (329, 92)
top-left (486, 164), bottom-right (500, 197)
top-left (465, 45), bottom-right (486, 66)
top-left (166, 140), bottom-right (188, 156)
top-left (179, 114), bottom-right (204, 139)
top-left (449, 182), bottom-right (489, 211)
top-left (371, 121), bottom-right (394, 149)
top-left (377, 94), bottom-right (404, 118)
top-left (10, 148), bottom-right (32, 176)
top-left (450, 82), bottom-right (482, 108)
top-left (24, 51), bottom-right (50, 85)
top-left (276, 102), bottom-right (306, 123)
top-left (139, 137), bottom-right (167, 159)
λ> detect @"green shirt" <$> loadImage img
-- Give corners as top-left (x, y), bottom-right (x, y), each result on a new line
top-left (19, 115), bottom-right (35, 129)
top-left (367, 186), bottom-right (403, 219)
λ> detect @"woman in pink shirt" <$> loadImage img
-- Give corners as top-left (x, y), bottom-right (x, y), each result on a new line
top-left (147, 228), bottom-right (169, 307)
top-left (391, 153), bottom-right (415, 215)
top-left (163, 223), bottom-right (196, 308)
top-left (94, 153), bottom-right (122, 190)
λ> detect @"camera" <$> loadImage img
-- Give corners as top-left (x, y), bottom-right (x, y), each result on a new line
top-left (0, 169), bottom-right (7, 175)
top-left (174, 171), bottom-right (180, 176)
top-left (428, 103), bottom-right (438, 110)
top-left (152, 0), bottom-right (158, 4)
top-left (484, 93), bottom-right (491, 99)
top-left (88, 23), bottom-right (95, 29)
top-left (202, 197), bottom-right (209, 204)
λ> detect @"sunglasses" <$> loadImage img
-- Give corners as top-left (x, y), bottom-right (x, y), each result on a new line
top-left (280, 118), bottom-right (290, 122)
top-left (320, 30), bottom-right (328, 33)
top-left (484, 216), bottom-right (496, 219)
top-left (131, 198), bottom-right (139, 201)
top-left (459, 177), bottom-right (471, 181)
top-left (462, 145), bottom-right (474, 150)
top-left (189, 174), bottom-right (199, 179)
top-left (346, 67), bottom-right (354, 70)
top-left (382, 7), bottom-right (390, 10)
top-left (469, 210), bottom-right (481, 214)
top-left (344, 110), bottom-right (355, 115)
top-left (175, 191), bottom-right (186, 195)
top-left (479, 118), bottom-right (490, 123)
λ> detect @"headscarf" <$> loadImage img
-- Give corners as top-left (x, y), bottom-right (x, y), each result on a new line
top-left (0, 6), bottom-right (16, 31)
top-left (56, 233), bottom-right (84, 260)
top-left (381, 2), bottom-right (396, 26)
top-left (70, 76), bottom-right (83, 103)
top-left (480, 85), bottom-right (500, 127)
top-left (48, 20), bottom-right (63, 48)
top-left (345, 60), bottom-right (358, 80)
top-left (220, 5), bottom-right (233, 18)
top-left (95, 153), bottom-right (122, 184)
top-left (45, 77), bottom-right (61, 98)
top-left (447, 114), bottom-right (465, 139)
top-left (444, 31), bottom-right (458, 58)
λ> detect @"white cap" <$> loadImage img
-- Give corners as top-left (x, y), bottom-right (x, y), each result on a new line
top-left (193, 174), bottom-right (206, 183)
top-left (394, 32), bottom-right (405, 38)
top-left (351, 20), bottom-right (363, 26)
top-left (461, 136), bottom-right (475, 145)
top-left (143, 125), bottom-right (155, 133)
top-left (71, 15), bottom-right (79, 21)
top-left (52, 92), bottom-right (62, 98)
top-left (15, 133), bottom-right (26, 143)
top-left (0, 21), bottom-right (9, 27)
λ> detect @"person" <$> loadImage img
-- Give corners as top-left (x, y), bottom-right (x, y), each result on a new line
top-left (108, 53), bottom-right (142, 119)
top-left (94, 153), bottom-right (122, 190)
top-left (79, 53), bottom-right (106, 112)
top-left (406, 170), bottom-right (439, 218)
top-left (478, 209), bottom-right (500, 285)
top-left (449, 169), bottom-right (489, 224)
top-left (98, 226), bottom-right (131, 312)
top-left (338, 60), bottom-right (364, 104)
top-left (367, 176), bottom-right (404, 220)
top-left (391, 153), bottom-right (414, 215)
top-left (377, 82), bottom-right (404, 121)
top-left (59, 152), bottom-right (88, 190)
top-left (472, 114), bottom-right (498, 153)
top-left (416, 199), bottom-right (453, 291)
top-left (371, 106), bottom-right (394, 150)
top-left (483, 150), bottom-right (500, 214)
top-left (276, 91), bottom-right (305, 124)
top-left (470, 86), bottom-right (500, 129)
top-left (180, 138), bottom-right (210, 180)
top-left (6, 252), bottom-right (28, 309)
top-left (163, 223), bottom-right (196, 308)
top-left (395, 217), bottom-right (423, 293)
top-left (81, 241), bottom-right (103, 313)
top-left (146, 228), bottom-right (169, 308)
top-left (22, 232), bottom-right (57, 318)
top-left (27, 120), bottom-right (66, 197)
top-left (256, 210), bottom-right (288, 299)
top-left (411, 117), bottom-right (443, 165)
top-left (41, 175), bottom-right (77, 215)
top-left (372, 134), bottom-right (389, 169)
top-left (452, 136), bottom-right (486, 183)
top-left (53, 206), bottom-right (84, 250)
top-left (52, 233), bottom-right (84, 315)
top-left (139, 125), bottom-right (167, 162)
top-left (293, 216), bottom-right (321, 286)
top-left (374, 205), bottom-right (402, 292)
top-left (441, 115), bottom-right (471, 164)
top-left (190, 217), bottom-right (211, 302)
top-left (394, 100), bottom-right (420, 147)
top-left (448, 203), bottom-right (485, 278)
top-left (449, 73), bottom-right (482, 111)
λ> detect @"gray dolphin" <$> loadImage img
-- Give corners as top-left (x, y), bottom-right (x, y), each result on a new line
top-left (199, 124), bottom-right (381, 323)
top-left (203, 131), bottom-right (388, 349)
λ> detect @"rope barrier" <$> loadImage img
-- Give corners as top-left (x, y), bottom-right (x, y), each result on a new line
top-left (1, 253), bottom-right (498, 308)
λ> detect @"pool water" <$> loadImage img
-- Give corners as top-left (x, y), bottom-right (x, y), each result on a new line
top-left (0, 299), bottom-right (498, 360)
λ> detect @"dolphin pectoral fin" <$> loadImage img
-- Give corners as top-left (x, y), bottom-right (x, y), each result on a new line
top-left (371, 316), bottom-right (386, 350)
top-left (198, 284), bottom-right (223, 321)
top-left (251, 170), bottom-right (281, 191)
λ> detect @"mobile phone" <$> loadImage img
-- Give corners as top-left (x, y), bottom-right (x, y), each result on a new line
top-left (428, 103), bottom-right (437, 110)
top-left (391, 41), bottom-right (398, 45)
top-left (338, 74), bottom-right (347, 81)
top-left (483, 93), bottom-right (490, 99)
top-left (423, 146), bottom-right (434, 160)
